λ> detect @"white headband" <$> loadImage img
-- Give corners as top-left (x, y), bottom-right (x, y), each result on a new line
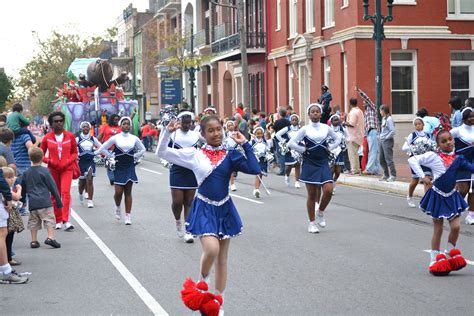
top-left (118, 116), bottom-right (132, 126)
top-left (225, 120), bottom-right (235, 127)
top-left (306, 103), bottom-right (322, 115)
top-left (253, 126), bottom-right (264, 134)
top-left (329, 114), bottom-right (340, 122)
top-left (461, 107), bottom-right (473, 116)
top-left (203, 107), bottom-right (217, 113)
top-left (177, 111), bottom-right (195, 121)
top-left (80, 121), bottom-right (91, 128)
top-left (290, 114), bottom-right (300, 122)
top-left (412, 117), bottom-right (424, 126)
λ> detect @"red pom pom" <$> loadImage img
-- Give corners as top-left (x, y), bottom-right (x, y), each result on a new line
top-left (448, 249), bottom-right (467, 271)
top-left (200, 293), bottom-right (222, 316)
top-left (429, 254), bottom-right (451, 276)
top-left (196, 281), bottom-right (209, 291)
top-left (181, 278), bottom-right (205, 311)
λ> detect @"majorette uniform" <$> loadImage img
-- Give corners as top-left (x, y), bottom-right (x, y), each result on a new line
top-left (288, 122), bottom-right (341, 185)
top-left (402, 130), bottom-right (433, 178)
top-left (329, 125), bottom-right (347, 166)
top-left (76, 133), bottom-right (101, 179)
top-left (95, 132), bottom-right (145, 185)
top-left (223, 132), bottom-right (238, 151)
top-left (409, 151), bottom-right (474, 219)
top-left (168, 129), bottom-right (201, 189)
top-left (157, 129), bottom-right (260, 239)
top-left (250, 137), bottom-right (272, 175)
top-left (450, 123), bottom-right (474, 184)
top-left (275, 125), bottom-right (301, 166)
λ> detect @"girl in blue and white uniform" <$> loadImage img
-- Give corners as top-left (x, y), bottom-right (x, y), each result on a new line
top-left (76, 121), bottom-right (102, 208)
top-left (167, 111), bottom-right (201, 243)
top-left (275, 114), bottom-right (302, 188)
top-left (250, 126), bottom-right (272, 198)
top-left (451, 107), bottom-right (474, 225)
top-left (157, 115), bottom-right (260, 314)
top-left (402, 117), bottom-right (433, 208)
top-left (288, 103), bottom-right (341, 234)
top-left (95, 117), bottom-right (145, 225)
top-left (328, 114), bottom-right (347, 194)
top-left (408, 130), bottom-right (473, 276)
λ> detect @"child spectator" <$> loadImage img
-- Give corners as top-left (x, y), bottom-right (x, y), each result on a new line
top-left (6, 103), bottom-right (36, 144)
top-left (21, 147), bottom-right (62, 249)
top-left (379, 104), bottom-right (397, 182)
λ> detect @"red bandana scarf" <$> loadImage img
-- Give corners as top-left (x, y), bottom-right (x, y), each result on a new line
top-left (438, 152), bottom-right (456, 168)
top-left (202, 148), bottom-right (226, 165)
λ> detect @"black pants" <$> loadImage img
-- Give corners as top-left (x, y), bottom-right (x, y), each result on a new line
top-left (6, 232), bottom-right (14, 261)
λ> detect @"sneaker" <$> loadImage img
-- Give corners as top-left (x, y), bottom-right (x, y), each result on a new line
top-left (465, 212), bottom-right (474, 225)
top-left (332, 187), bottom-right (336, 195)
top-left (429, 253), bottom-right (451, 276)
top-left (44, 238), bottom-right (61, 248)
top-left (183, 232), bottom-right (194, 243)
top-left (115, 207), bottom-right (121, 220)
top-left (55, 223), bottom-right (63, 230)
top-left (64, 222), bottom-right (74, 232)
top-left (308, 221), bottom-right (319, 234)
top-left (387, 176), bottom-right (396, 182)
top-left (79, 193), bottom-right (84, 205)
top-left (379, 176), bottom-right (388, 182)
top-left (253, 189), bottom-right (260, 199)
top-left (285, 176), bottom-right (290, 187)
top-left (84, 192), bottom-right (89, 199)
top-left (407, 196), bottom-right (416, 208)
top-left (230, 184), bottom-right (237, 192)
top-left (176, 222), bottom-right (184, 239)
top-left (294, 181), bottom-right (301, 189)
top-left (125, 214), bottom-right (132, 225)
top-left (0, 272), bottom-right (28, 284)
top-left (316, 211), bottom-right (326, 228)
top-left (87, 200), bottom-right (94, 208)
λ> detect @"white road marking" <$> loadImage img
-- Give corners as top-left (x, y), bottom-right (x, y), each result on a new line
top-left (140, 167), bottom-right (163, 175)
top-left (71, 209), bottom-right (168, 315)
top-left (423, 250), bottom-right (474, 266)
top-left (230, 193), bottom-right (264, 205)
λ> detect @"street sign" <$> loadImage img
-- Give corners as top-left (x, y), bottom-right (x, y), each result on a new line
top-left (161, 78), bottom-right (181, 105)
top-left (145, 112), bottom-right (152, 121)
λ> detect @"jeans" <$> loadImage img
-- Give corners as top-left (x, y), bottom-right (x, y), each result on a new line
top-left (379, 138), bottom-right (396, 178)
top-left (365, 129), bottom-right (381, 174)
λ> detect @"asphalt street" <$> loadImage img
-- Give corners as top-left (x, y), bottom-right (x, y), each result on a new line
top-left (2, 152), bottom-right (474, 315)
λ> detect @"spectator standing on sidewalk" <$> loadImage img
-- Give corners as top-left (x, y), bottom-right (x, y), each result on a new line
top-left (344, 98), bottom-right (364, 175)
top-left (449, 96), bottom-right (463, 129)
top-left (273, 107), bottom-right (291, 176)
top-left (318, 85), bottom-right (332, 124)
top-left (416, 108), bottom-right (440, 136)
top-left (379, 105), bottom-right (397, 182)
top-left (356, 86), bottom-right (381, 175)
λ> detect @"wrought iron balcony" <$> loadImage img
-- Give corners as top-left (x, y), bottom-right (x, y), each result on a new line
top-left (211, 31), bottom-right (266, 55)
top-left (157, 48), bottom-right (176, 62)
top-left (156, 0), bottom-right (180, 14)
top-left (185, 29), bottom-right (210, 51)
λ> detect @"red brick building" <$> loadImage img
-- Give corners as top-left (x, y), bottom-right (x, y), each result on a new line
top-left (265, 0), bottom-right (474, 123)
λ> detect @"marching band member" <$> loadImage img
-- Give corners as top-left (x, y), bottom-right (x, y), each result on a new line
top-left (250, 126), bottom-right (273, 198)
top-left (328, 114), bottom-right (347, 194)
top-left (288, 104), bottom-right (341, 234)
top-left (275, 114), bottom-right (302, 188)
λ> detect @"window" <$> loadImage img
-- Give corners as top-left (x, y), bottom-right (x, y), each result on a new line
top-left (451, 52), bottom-right (474, 104)
top-left (289, 0), bottom-right (298, 38)
top-left (391, 51), bottom-right (417, 115)
top-left (342, 0), bottom-right (349, 8)
top-left (288, 65), bottom-right (294, 107)
top-left (324, 0), bottom-right (335, 28)
top-left (324, 57), bottom-right (331, 87)
top-left (393, 0), bottom-right (416, 4)
top-left (306, 0), bottom-right (315, 32)
top-left (275, 67), bottom-right (280, 108)
top-left (448, 0), bottom-right (474, 19)
top-left (276, 0), bottom-right (281, 31)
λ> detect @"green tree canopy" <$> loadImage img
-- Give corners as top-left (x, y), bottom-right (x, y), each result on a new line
top-left (0, 69), bottom-right (14, 112)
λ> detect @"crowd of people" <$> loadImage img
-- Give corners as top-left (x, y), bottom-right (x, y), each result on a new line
top-left (0, 88), bottom-right (473, 315)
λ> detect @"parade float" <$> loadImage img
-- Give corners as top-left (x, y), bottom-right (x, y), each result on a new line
top-left (53, 58), bottom-right (139, 134)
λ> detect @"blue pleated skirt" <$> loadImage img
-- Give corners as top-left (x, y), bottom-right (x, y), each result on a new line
top-left (420, 188), bottom-right (467, 219)
top-left (170, 164), bottom-right (198, 189)
top-left (300, 157), bottom-right (333, 185)
top-left (79, 159), bottom-right (96, 179)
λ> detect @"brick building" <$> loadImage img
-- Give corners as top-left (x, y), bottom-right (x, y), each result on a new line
top-left (266, 0), bottom-right (474, 125)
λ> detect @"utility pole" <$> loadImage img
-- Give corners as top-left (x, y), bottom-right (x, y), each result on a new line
top-left (363, 0), bottom-right (394, 123)
top-left (211, 0), bottom-right (249, 110)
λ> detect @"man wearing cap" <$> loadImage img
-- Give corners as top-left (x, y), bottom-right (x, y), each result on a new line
top-left (318, 85), bottom-right (332, 124)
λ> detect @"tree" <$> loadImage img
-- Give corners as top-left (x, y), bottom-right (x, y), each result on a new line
top-left (17, 30), bottom-right (111, 111)
top-left (0, 69), bottom-right (14, 112)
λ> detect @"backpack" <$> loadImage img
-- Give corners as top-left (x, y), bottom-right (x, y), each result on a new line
top-left (433, 112), bottom-right (451, 136)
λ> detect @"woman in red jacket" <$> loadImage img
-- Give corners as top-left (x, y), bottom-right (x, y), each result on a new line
top-left (40, 111), bottom-right (78, 231)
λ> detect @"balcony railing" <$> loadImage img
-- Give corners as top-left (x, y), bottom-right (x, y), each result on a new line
top-left (157, 48), bottom-right (176, 62)
top-left (156, 0), bottom-right (180, 14)
top-left (213, 23), bottom-right (234, 41)
top-left (185, 29), bottom-right (210, 51)
top-left (211, 32), bottom-right (266, 55)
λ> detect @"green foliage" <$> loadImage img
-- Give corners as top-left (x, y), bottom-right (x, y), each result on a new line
top-left (0, 70), bottom-right (14, 112)
top-left (31, 90), bottom-right (55, 116)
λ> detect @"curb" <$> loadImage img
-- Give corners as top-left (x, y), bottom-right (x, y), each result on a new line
top-left (337, 174), bottom-right (424, 197)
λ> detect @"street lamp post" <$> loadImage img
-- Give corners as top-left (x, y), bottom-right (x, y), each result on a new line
top-left (185, 24), bottom-right (198, 111)
top-left (363, 0), bottom-right (394, 122)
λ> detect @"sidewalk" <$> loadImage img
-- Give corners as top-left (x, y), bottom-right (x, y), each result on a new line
top-left (144, 151), bottom-right (423, 198)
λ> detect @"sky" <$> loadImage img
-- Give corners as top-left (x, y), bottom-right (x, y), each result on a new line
top-left (0, 0), bottom-right (149, 78)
